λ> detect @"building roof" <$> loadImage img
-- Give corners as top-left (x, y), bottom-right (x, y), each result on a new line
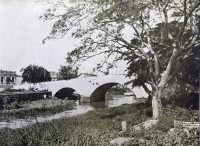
top-left (0, 70), bottom-right (17, 76)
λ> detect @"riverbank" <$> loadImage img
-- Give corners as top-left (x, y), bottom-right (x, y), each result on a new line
top-left (0, 98), bottom-right (76, 122)
top-left (0, 103), bottom-right (198, 146)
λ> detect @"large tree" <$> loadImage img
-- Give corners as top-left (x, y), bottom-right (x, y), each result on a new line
top-left (58, 65), bottom-right (78, 80)
top-left (42, 0), bottom-right (200, 119)
top-left (21, 65), bottom-right (51, 83)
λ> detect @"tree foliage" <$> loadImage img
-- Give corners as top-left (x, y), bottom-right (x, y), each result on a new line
top-left (21, 65), bottom-right (51, 83)
top-left (177, 46), bottom-right (200, 88)
top-left (59, 65), bottom-right (78, 80)
top-left (41, 0), bottom-right (200, 118)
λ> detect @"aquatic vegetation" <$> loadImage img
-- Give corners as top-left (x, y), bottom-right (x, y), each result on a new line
top-left (0, 99), bottom-right (76, 121)
top-left (0, 103), bottom-right (149, 146)
top-left (0, 103), bottom-right (197, 146)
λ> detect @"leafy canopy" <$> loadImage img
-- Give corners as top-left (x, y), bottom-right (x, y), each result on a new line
top-left (21, 65), bottom-right (51, 83)
top-left (58, 65), bottom-right (78, 80)
top-left (41, 0), bottom-right (200, 92)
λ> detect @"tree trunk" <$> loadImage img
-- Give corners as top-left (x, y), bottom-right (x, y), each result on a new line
top-left (152, 88), bottom-right (162, 119)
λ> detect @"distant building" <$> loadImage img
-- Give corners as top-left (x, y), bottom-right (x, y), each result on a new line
top-left (50, 71), bottom-right (58, 81)
top-left (0, 70), bottom-right (17, 89)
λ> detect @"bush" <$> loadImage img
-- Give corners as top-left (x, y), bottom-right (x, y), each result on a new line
top-left (124, 127), bottom-right (199, 146)
top-left (163, 106), bottom-right (198, 122)
top-left (155, 117), bottom-right (174, 132)
top-left (165, 90), bottom-right (199, 110)
top-left (123, 105), bottom-right (199, 145)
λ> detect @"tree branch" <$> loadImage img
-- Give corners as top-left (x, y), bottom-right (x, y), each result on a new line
top-left (158, 48), bottom-right (180, 89)
top-left (178, 0), bottom-right (200, 41)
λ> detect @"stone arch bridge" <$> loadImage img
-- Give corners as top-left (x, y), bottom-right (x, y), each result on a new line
top-left (14, 75), bottom-right (148, 102)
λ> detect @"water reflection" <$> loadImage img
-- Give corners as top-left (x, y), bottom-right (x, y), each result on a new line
top-left (0, 94), bottom-right (136, 129)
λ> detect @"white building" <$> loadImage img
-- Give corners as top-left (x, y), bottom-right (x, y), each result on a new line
top-left (50, 71), bottom-right (58, 81)
top-left (0, 70), bottom-right (17, 89)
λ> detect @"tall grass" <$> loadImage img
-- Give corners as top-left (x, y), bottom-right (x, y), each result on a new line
top-left (0, 99), bottom-right (76, 121)
top-left (0, 103), bottom-right (198, 146)
top-left (0, 103), bottom-right (150, 146)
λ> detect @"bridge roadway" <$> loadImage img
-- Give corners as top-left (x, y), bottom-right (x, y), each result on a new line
top-left (13, 75), bottom-right (148, 102)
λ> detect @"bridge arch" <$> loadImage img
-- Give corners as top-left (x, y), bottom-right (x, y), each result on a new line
top-left (54, 87), bottom-right (80, 100)
top-left (90, 82), bottom-right (129, 102)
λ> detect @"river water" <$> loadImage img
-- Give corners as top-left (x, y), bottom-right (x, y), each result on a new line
top-left (0, 94), bottom-right (136, 129)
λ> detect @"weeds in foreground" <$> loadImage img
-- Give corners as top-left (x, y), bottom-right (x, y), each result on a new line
top-left (0, 103), bottom-right (198, 146)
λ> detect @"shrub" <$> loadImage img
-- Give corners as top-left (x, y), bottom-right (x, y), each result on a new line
top-left (165, 90), bottom-right (199, 110)
top-left (124, 127), bottom-right (199, 146)
top-left (163, 106), bottom-right (198, 122)
top-left (155, 117), bottom-right (174, 132)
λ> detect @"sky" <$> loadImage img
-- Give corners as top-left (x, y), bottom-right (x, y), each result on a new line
top-left (0, 0), bottom-right (127, 75)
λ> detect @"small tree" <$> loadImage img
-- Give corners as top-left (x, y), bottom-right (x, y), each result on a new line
top-left (58, 65), bottom-right (78, 80)
top-left (42, 0), bottom-right (200, 119)
top-left (21, 65), bottom-right (51, 83)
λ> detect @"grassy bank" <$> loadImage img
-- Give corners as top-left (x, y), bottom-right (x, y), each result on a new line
top-left (0, 103), bottom-right (149, 146)
top-left (123, 106), bottom-right (199, 145)
top-left (0, 99), bottom-right (76, 121)
top-left (0, 103), bottom-right (198, 146)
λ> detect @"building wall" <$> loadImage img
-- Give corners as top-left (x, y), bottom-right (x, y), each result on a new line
top-left (0, 70), bottom-right (17, 85)
top-left (50, 71), bottom-right (58, 81)
top-left (0, 70), bottom-right (17, 89)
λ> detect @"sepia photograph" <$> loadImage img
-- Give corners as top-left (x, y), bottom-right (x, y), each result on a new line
top-left (0, 0), bottom-right (199, 145)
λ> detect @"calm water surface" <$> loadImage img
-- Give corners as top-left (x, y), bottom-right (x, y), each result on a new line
top-left (0, 94), bottom-right (136, 129)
